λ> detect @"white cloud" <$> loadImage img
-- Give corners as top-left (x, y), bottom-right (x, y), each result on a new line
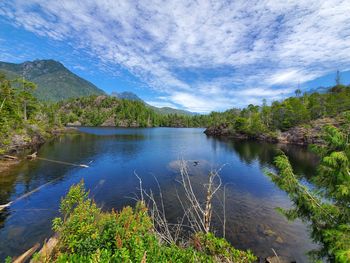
top-left (1, 0), bottom-right (350, 112)
top-left (267, 69), bottom-right (319, 85)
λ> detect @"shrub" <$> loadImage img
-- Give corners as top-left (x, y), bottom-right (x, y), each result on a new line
top-left (44, 181), bottom-right (256, 262)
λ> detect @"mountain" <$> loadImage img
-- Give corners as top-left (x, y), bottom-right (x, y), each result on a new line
top-left (0, 59), bottom-right (194, 114)
top-left (0, 59), bottom-right (105, 101)
top-left (149, 106), bottom-right (196, 116)
top-left (111, 90), bottom-right (195, 115)
top-left (111, 91), bottom-right (143, 101)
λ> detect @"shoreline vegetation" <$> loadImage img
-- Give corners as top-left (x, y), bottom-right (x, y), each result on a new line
top-left (2, 70), bottom-right (349, 157)
top-left (204, 85), bottom-right (350, 146)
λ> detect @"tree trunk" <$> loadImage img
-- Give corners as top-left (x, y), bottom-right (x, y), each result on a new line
top-left (23, 101), bottom-right (27, 121)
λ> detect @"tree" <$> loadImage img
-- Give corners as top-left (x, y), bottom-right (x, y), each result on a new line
top-left (16, 78), bottom-right (37, 121)
top-left (267, 125), bottom-right (350, 262)
top-left (336, 70), bottom-right (341, 86)
top-left (295, 88), bottom-right (302, 97)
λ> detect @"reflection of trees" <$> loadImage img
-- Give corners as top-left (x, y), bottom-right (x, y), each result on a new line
top-left (0, 132), bottom-right (145, 230)
top-left (208, 137), bottom-right (318, 178)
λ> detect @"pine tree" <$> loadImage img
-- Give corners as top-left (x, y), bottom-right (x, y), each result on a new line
top-left (267, 125), bottom-right (350, 262)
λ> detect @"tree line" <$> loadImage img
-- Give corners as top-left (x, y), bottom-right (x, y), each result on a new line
top-left (206, 84), bottom-right (350, 138)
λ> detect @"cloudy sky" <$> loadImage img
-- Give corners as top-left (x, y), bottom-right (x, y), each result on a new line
top-left (1, 0), bottom-right (350, 112)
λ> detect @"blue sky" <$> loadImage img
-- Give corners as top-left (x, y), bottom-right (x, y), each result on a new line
top-left (1, 1), bottom-right (350, 113)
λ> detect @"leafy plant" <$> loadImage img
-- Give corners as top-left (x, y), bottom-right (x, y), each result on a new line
top-left (46, 181), bottom-right (256, 262)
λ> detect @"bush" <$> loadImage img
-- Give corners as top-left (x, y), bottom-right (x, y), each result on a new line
top-left (43, 181), bottom-right (256, 262)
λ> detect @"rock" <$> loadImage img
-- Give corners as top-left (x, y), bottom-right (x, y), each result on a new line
top-left (94, 95), bottom-right (107, 105)
top-left (263, 228), bottom-right (276, 237)
top-left (204, 124), bottom-right (237, 137)
top-left (66, 120), bottom-right (81, 126)
top-left (101, 116), bottom-right (115, 126)
top-left (275, 236), bottom-right (284, 244)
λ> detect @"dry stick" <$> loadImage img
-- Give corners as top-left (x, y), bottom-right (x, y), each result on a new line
top-left (180, 160), bottom-right (204, 215)
top-left (271, 248), bottom-right (281, 263)
top-left (178, 161), bottom-right (206, 231)
top-left (204, 170), bottom-right (222, 233)
top-left (223, 185), bottom-right (226, 238)
top-left (175, 188), bottom-right (199, 233)
top-left (136, 159), bottom-right (226, 245)
top-left (134, 171), bottom-right (144, 203)
top-left (153, 175), bottom-right (172, 240)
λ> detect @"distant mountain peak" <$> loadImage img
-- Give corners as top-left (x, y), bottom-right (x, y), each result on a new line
top-left (111, 91), bottom-right (143, 101)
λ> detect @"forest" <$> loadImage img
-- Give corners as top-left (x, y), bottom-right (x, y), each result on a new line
top-left (205, 84), bottom-right (350, 143)
top-left (57, 95), bottom-right (210, 128)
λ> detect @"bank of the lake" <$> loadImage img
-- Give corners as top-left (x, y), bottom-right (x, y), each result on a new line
top-left (204, 116), bottom-right (346, 146)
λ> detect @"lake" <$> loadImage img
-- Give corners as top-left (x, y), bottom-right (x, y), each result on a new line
top-left (0, 127), bottom-right (318, 261)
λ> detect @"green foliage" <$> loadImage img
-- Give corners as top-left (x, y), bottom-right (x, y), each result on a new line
top-left (206, 85), bottom-right (350, 138)
top-left (267, 125), bottom-right (350, 262)
top-left (47, 182), bottom-right (256, 263)
top-left (0, 73), bottom-right (60, 153)
top-left (56, 95), bottom-right (210, 128)
top-left (192, 232), bottom-right (256, 263)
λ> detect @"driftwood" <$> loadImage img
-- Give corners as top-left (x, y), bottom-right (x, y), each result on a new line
top-left (3, 155), bottom-right (18, 160)
top-left (30, 236), bottom-right (59, 262)
top-left (13, 243), bottom-right (40, 263)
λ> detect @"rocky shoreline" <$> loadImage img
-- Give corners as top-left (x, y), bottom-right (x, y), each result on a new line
top-left (204, 117), bottom-right (343, 146)
top-left (0, 127), bottom-right (77, 173)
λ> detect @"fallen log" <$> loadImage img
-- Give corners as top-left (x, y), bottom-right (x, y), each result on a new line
top-left (30, 235), bottom-right (59, 262)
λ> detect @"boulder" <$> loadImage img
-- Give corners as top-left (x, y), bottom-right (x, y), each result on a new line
top-left (66, 121), bottom-right (81, 126)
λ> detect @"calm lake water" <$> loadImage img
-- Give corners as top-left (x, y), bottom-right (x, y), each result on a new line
top-left (0, 128), bottom-right (318, 261)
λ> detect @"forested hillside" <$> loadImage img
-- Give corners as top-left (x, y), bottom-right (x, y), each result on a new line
top-left (205, 85), bottom-right (350, 145)
top-left (0, 60), bottom-right (105, 101)
top-left (57, 95), bottom-right (208, 127)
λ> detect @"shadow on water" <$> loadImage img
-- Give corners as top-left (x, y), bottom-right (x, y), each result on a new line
top-left (0, 128), bottom-right (319, 261)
